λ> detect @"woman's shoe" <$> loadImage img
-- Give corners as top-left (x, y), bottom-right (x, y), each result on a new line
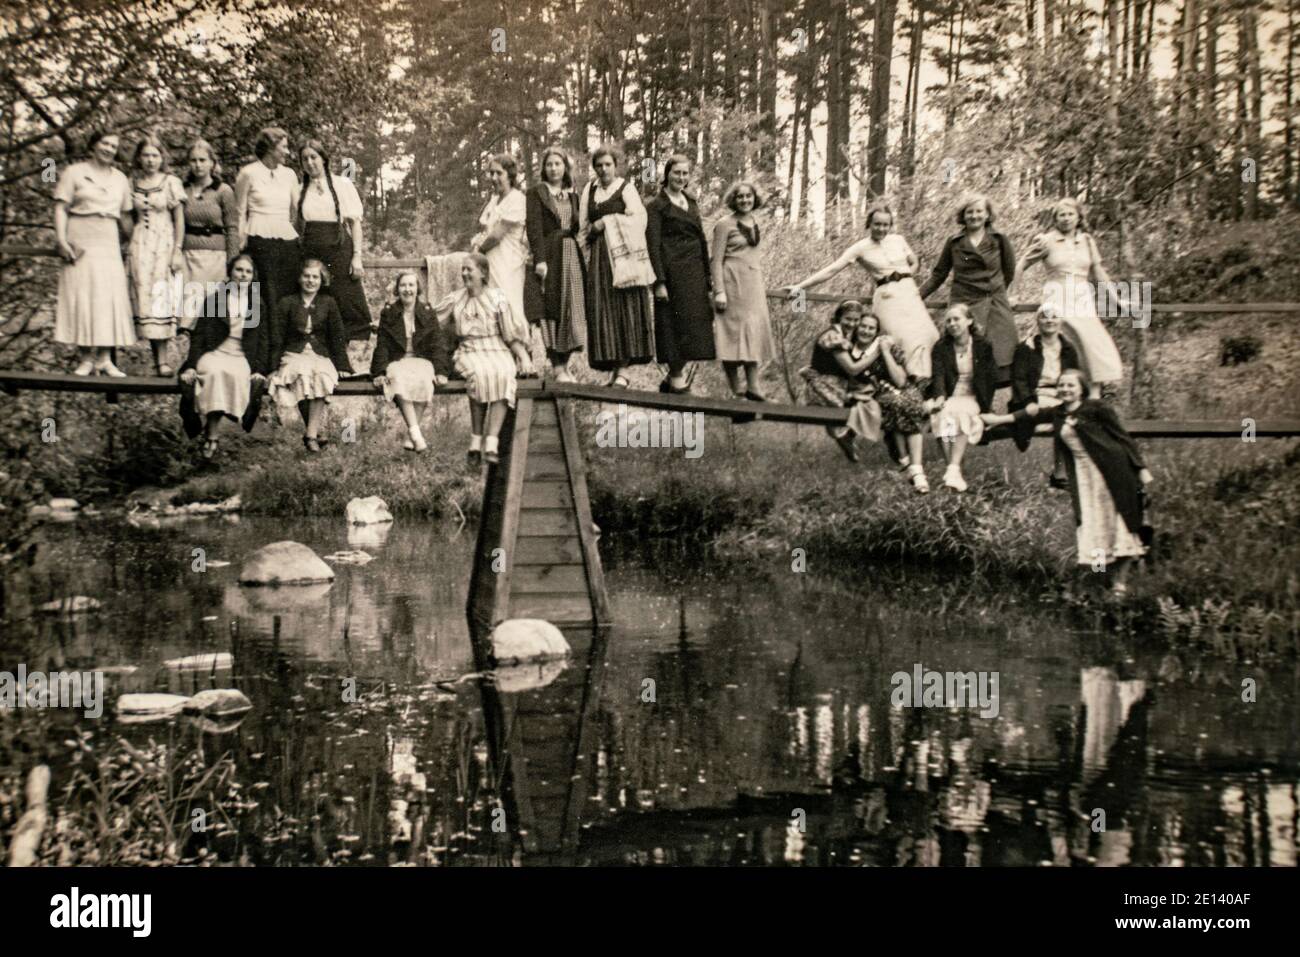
top-left (744, 390), bottom-right (768, 402)
top-left (403, 436), bottom-right (416, 451)
top-left (942, 465), bottom-right (968, 492)
top-left (303, 436), bottom-right (321, 453)
top-left (156, 363), bottom-right (174, 377)
top-left (908, 464), bottom-right (930, 493)
top-left (202, 439), bottom-right (219, 460)
top-left (72, 360), bottom-right (95, 376)
top-left (832, 428), bottom-right (859, 463)
top-left (554, 369), bottom-right (576, 383)
top-left (466, 448), bottom-right (481, 468)
top-left (608, 373), bottom-right (630, 389)
top-left (483, 449), bottom-right (500, 465)
top-left (410, 429), bottom-right (428, 453)
top-left (660, 378), bottom-right (691, 395)
top-left (95, 360), bottom-right (127, 378)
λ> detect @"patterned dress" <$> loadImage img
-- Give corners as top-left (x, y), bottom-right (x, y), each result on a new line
top-left (538, 192), bottom-right (586, 355)
top-left (438, 288), bottom-right (529, 406)
top-left (851, 341), bottom-right (929, 435)
top-left (128, 174), bottom-right (186, 339)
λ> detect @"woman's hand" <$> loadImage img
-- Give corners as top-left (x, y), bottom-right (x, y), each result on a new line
top-left (57, 241), bottom-right (80, 263)
top-left (534, 262), bottom-right (548, 281)
top-left (713, 292), bottom-right (727, 311)
top-left (435, 374), bottom-right (449, 387)
top-left (179, 369), bottom-right (197, 385)
top-left (590, 219), bottom-right (605, 234)
top-left (877, 334), bottom-right (895, 350)
top-left (1138, 468), bottom-right (1153, 486)
top-left (372, 375), bottom-right (387, 388)
top-left (654, 282), bottom-right (669, 301)
top-left (351, 253), bottom-right (365, 278)
top-left (170, 251), bottom-right (184, 274)
top-left (251, 373), bottom-right (267, 386)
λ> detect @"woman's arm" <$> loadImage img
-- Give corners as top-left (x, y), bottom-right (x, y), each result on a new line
top-left (710, 220), bottom-right (729, 306)
top-left (789, 240), bottom-right (863, 293)
top-left (233, 167), bottom-right (251, 251)
top-left (879, 341), bottom-right (907, 387)
top-left (645, 199), bottom-right (667, 296)
top-left (219, 185), bottom-right (240, 263)
top-left (999, 232), bottom-right (1017, 286)
top-left (170, 193), bottom-right (186, 273)
top-left (833, 339), bottom-right (882, 377)
top-left (917, 238), bottom-right (953, 299)
top-left (53, 203), bottom-right (74, 259)
top-left (348, 216), bottom-right (365, 277)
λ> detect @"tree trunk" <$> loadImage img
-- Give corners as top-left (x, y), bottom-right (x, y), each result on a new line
top-left (758, 0), bottom-right (778, 173)
top-left (825, 0), bottom-right (849, 216)
top-left (868, 0), bottom-right (897, 198)
top-left (1286, 0), bottom-right (1297, 208)
top-left (901, 0), bottom-right (925, 178)
top-left (1244, 4), bottom-right (1263, 220)
top-left (1201, 2), bottom-right (1218, 213)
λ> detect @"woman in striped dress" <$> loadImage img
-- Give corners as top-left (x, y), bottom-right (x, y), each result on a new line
top-left (436, 253), bottom-right (534, 466)
top-left (577, 145), bottom-right (655, 387)
top-left (525, 146), bottom-right (586, 380)
top-left (126, 131), bottom-right (186, 375)
top-left (179, 139), bottom-right (239, 335)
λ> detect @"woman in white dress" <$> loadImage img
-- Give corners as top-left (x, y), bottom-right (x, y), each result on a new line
top-left (785, 205), bottom-right (940, 378)
top-left (126, 131), bottom-right (186, 375)
top-left (473, 154), bottom-right (530, 346)
top-left (1019, 198), bottom-right (1124, 396)
top-left (52, 129), bottom-right (136, 376)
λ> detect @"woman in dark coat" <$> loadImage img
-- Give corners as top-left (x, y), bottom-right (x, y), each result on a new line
top-left (525, 146), bottom-right (586, 380)
top-left (645, 154), bottom-right (716, 393)
top-left (179, 253), bottom-right (270, 457)
top-left (1010, 303), bottom-right (1079, 476)
top-left (372, 269), bottom-right (455, 452)
top-left (983, 369), bottom-right (1153, 595)
top-left (925, 303), bottom-right (998, 492)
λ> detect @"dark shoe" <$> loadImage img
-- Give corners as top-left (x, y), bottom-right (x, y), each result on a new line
top-left (744, 390), bottom-right (768, 402)
top-left (833, 429), bottom-right (859, 462)
top-left (1048, 473), bottom-right (1069, 491)
top-left (466, 448), bottom-right (481, 468)
top-left (661, 378), bottom-right (691, 395)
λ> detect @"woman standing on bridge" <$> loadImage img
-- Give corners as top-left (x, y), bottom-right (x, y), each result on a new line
top-left (437, 253), bottom-right (534, 466)
top-left (178, 254), bottom-right (269, 458)
top-left (982, 369), bottom-right (1152, 596)
top-left (711, 180), bottom-right (775, 400)
top-left (126, 131), bottom-right (186, 376)
top-left (525, 147), bottom-right (586, 381)
top-left (52, 129), bottom-right (136, 376)
top-left (474, 155), bottom-right (530, 357)
top-left (578, 145), bottom-right (656, 388)
top-left (372, 270), bottom-right (453, 453)
top-left (235, 127), bottom-right (301, 329)
top-left (785, 204), bottom-right (939, 378)
top-left (646, 154), bottom-right (716, 394)
top-left (297, 140), bottom-right (373, 369)
top-left (178, 139), bottom-right (238, 335)
top-left (918, 194), bottom-right (1019, 383)
top-left (1018, 198), bottom-right (1124, 397)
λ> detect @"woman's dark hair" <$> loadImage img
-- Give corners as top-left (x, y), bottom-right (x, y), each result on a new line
top-left (660, 153), bottom-right (692, 190)
top-left (464, 251), bottom-right (490, 283)
top-left (184, 138), bottom-right (224, 187)
top-left (297, 139), bottom-right (342, 240)
top-left (130, 130), bottom-right (171, 175)
top-left (391, 269), bottom-right (423, 301)
top-left (955, 193), bottom-right (995, 227)
top-left (488, 153), bottom-right (519, 188)
top-left (300, 257), bottom-right (331, 288)
top-left (83, 129), bottom-right (118, 159)
top-left (254, 126), bottom-right (289, 160)
top-left (865, 203), bottom-right (894, 228)
top-left (539, 146), bottom-right (573, 189)
top-left (590, 143), bottom-right (622, 171)
top-left (833, 299), bottom-right (866, 325)
top-left (722, 180), bottom-right (766, 213)
top-left (226, 252), bottom-right (257, 281)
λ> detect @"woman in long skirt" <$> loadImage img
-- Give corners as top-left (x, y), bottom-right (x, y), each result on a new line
top-left (235, 126), bottom-right (301, 327)
top-left (918, 193), bottom-right (1019, 383)
top-left (178, 254), bottom-right (269, 458)
top-left (525, 146), bottom-right (586, 380)
top-left (578, 145), bottom-right (655, 387)
top-left (646, 154), bottom-right (716, 393)
top-left (712, 180), bottom-right (775, 399)
top-left (52, 129), bottom-right (136, 376)
top-left (268, 259), bottom-right (353, 453)
top-left (126, 131), bottom-right (186, 375)
top-left (474, 153), bottom-right (532, 371)
top-left (435, 253), bottom-right (534, 466)
top-left (1019, 198), bottom-right (1124, 397)
top-left (297, 139), bottom-right (373, 363)
top-left (179, 138), bottom-right (239, 335)
top-left (982, 369), bottom-right (1153, 596)
top-left (372, 270), bottom-right (453, 453)
top-left (786, 204), bottom-right (939, 379)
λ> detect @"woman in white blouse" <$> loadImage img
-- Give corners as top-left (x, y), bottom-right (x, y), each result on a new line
top-left (234, 126), bottom-right (301, 324)
top-left (786, 205), bottom-right (940, 378)
top-left (473, 154), bottom-right (530, 352)
top-left (296, 139), bottom-right (372, 354)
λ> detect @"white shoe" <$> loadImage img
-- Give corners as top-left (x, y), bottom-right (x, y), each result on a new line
top-left (95, 360), bottom-right (127, 378)
top-left (908, 464), bottom-right (929, 494)
top-left (73, 360), bottom-right (95, 376)
top-left (943, 465), bottom-right (967, 492)
top-left (409, 427), bottom-right (428, 453)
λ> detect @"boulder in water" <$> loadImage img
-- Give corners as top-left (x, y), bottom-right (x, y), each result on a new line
top-left (346, 496), bottom-right (394, 526)
top-left (238, 541), bottom-right (335, 585)
top-left (116, 693), bottom-right (190, 720)
top-left (185, 688), bottom-right (252, 717)
top-left (490, 618), bottom-right (570, 664)
top-left (48, 498), bottom-right (79, 511)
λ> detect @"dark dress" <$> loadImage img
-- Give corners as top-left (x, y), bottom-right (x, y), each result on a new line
top-left (583, 180), bottom-right (655, 371)
top-left (646, 192), bottom-right (717, 365)
top-left (299, 220), bottom-right (372, 341)
top-left (1010, 334), bottom-right (1080, 452)
top-left (525, 183), bottom-right (586, 357)
top-left (919, 230), bottom-right (1019, 380)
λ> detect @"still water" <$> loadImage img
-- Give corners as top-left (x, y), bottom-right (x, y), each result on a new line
top-left (2, 514), bottom-right (1297, 866)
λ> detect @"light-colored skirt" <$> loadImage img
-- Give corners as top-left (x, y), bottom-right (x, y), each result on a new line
top-left (181, 249), bottom-right (229, 330)
top-left (717, 257), bottom-right (775, 362)
top-left (872, 277), bottom-right (939, 379)
top-left (1042, 278), bottom-right (1125, 386)
top-left (930, 392), bottom-right (985, 443)
top-left (195, 340), bottom-right (250, 419)
top-left (382, 356), bottom-right (435, 404)
top-left (1062, 424), bottom-right (1145, 565)
top-left (55, 216), bottom-right (136, 347)
top-left (800, 368), bottom-right (883, 443)
top-left (271, 345), bottom-right (338, 406)
top-left (454, 337), bottom-right (518, 406)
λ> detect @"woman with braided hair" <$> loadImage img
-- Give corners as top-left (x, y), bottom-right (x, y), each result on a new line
top-left (297, 139), bottom-right (373, 358)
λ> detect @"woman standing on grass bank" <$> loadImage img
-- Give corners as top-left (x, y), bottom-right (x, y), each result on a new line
top-left (53, 129), bottom-right (136, 376)
top-left (235, 127), bottom-right (301, 325)
top-left (179, 139), bottom-right (239, 336)
top-left (525, 146), bottom-right (586, 381)
top-left (786, 204), bottom-right (939, 379)
top-left (436, 253), bottom-right (534, 466)
top-left (179, 254), bottom-right (269, 458)
top-left (918, 193), bottom-right (1018, 382)
top-left (646, 154), bottom-right (716, 394)
top-left (297, 140), bottom-right (373, 362)
top-left (711, 180), bottom-right (775, 400)
top-left (926, 304), bottom-right (997, 493)
top-left (982, 369), bottom-right (1152, 596)
top-left (127, 131), bottom-right (186, 376)
top-left (268, 259), bottom-right (353, 453)
top-left (578, 144), bottom-right (656, 387)
top-left (372, 270), bottom-right (453, 453)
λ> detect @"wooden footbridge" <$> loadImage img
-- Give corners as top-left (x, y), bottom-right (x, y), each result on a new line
top-left (4, 245), bottom-right (1300, 633)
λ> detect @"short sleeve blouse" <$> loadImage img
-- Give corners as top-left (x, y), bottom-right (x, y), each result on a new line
top-left (301, 173), bottom-right (364, 223)
top-left (237, 160), bottom-right (299, 239)
top-left (54, 161), bottom-right (133, 218)
top-left (858, 233), bottom-right (915, 280)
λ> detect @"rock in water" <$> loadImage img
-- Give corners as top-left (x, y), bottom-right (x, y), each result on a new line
top-left (490, 618), bottom-right (571, 664)
top-left (48, 498), bottom-right (79, 511)
top-left (238, 541), bottom-right (335, 585)
top-left (346, 496), bottom-right (394, 526)
top-left (116, 693), bottom-right (191, 718)
top-left (185, 688), bottom-right (252, 717)
top-left (163, 652), bottom-right (233, 672)
top-left (39, 596), bottom-right (101, 615)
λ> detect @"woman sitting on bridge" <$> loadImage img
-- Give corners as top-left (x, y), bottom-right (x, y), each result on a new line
top-left (435, 253), bottom-right (534, 466)
top-left (178, 254), bottom-right (269, 458)
top-left (926, 304), bottom-right (997, 493)
top-left (372, 270), bottom-right (453, 453)
top-left (847, 311), bottom-right (931, 490)
top-left (52, 128), bottom-right (136, 376)
top-left (981, 369), bottom-right (1153, 596)
top-left (268, 258), bottom-right (354, 453)
top-left (1010, 302), bottom-right (1079, 485)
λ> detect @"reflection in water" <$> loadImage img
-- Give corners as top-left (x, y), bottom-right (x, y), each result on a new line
top-left (2, 517), bottom-right (1297, 866)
